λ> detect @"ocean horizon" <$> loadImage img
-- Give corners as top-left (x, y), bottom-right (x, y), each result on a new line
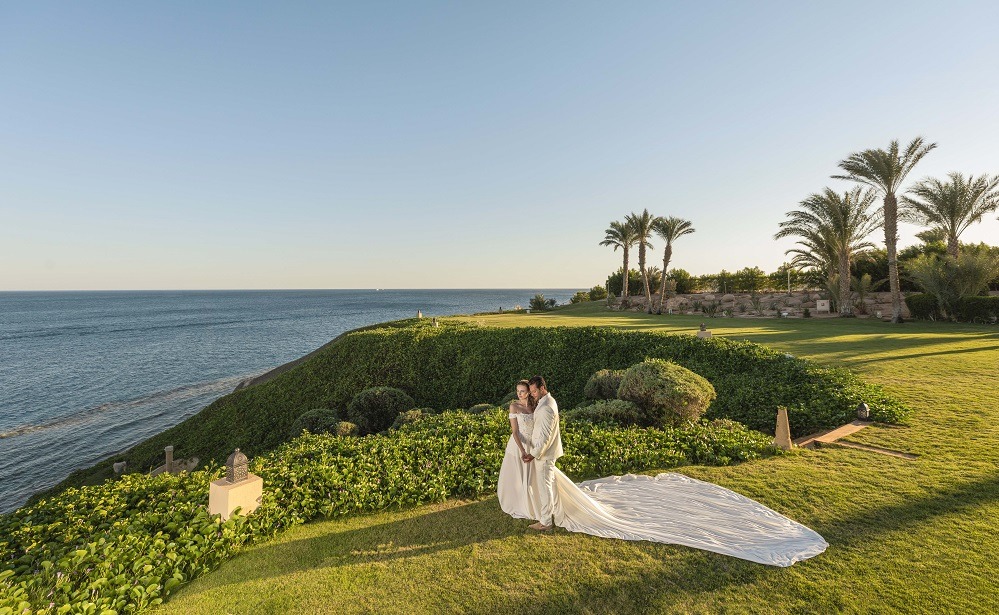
top-left (0, 288), bottom-right (577, 512)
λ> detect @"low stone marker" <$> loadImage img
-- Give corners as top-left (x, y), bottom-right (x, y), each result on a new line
top-left (209, 448), bottom-right (263, 521)
top-left (816, 300), bottom-right (831, 313)
top-left (696, 323), bottom-right (712, 339)
top-left (774, 407), bottom-right (793, 451)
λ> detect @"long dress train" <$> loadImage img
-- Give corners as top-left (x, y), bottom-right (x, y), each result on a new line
top-left (552, 470), bottom-right (827, 567)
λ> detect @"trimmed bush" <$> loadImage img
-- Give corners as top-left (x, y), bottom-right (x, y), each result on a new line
top-left (335, 421), bottom-right (359, 437)
top-left (288, 408), bottom-right (341, 437)
top-left (953, 295), bottom-right (999, 322)
top-left (618, 359), bottom-right (717, 427)
top-left (344, 387), bottom-right (416, 434)
top-left (54, 323), bottom-right (910, 491)
top-left (905, 293), bottom-right (942, 320)
top-left (563, 399), bottom-right (642, 426)
top-left (1, 410), bottom-right (776, 613)
top-left (583, 369), bottom-right (625, 400)
top-left (391, 409), bottom-right (426, 430)
top-left (467, 403), bottom-right (495, 414)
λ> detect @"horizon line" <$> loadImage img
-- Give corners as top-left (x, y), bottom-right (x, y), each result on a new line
top-left (0, 287), bottom-right (585, 293)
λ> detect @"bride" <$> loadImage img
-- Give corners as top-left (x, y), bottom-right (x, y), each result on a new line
top-left (497, 379), bottom-right (542, 521)
top-left (496, 378), bottom-right (828, 567)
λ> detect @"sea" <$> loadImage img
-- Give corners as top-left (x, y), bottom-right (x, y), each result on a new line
top-left (0, 289), bottom-right (574, 513)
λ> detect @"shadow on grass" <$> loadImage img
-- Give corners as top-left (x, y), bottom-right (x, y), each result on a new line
top-left (198, 499), bottom-right (524, 589)
top-left (814, 471), bottom-right (999, 547)
top-left (182, 495), bottom-right (771, 610)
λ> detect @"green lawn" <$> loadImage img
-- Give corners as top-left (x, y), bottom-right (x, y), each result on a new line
top-left (157, 303), bottom-right (999, 614)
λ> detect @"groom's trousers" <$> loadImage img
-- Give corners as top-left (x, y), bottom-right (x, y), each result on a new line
top-left (536, 458), bottom-right (558, 526)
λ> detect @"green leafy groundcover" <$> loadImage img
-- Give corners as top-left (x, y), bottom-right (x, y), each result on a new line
top-left (1, 411), bottom-right (774, 613)
top-left (60, 323), bottom-right (909, 490)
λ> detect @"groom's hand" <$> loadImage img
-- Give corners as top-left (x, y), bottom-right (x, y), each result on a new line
top-left (522, 453), bottom-right (534, 463)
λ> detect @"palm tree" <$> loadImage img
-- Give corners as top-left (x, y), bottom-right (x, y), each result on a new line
top-left (651, 217), bottom-right (695, 313)
top-left (833, 137), bottom-right (937, 322)
top-left (625, 209), bottom-right (656, 312)
top-left (903, 173), bottom-right (999, 258)
top-left (774, 187), bottom-right (880, 315)
top-left (600, 221), bottom-right (638, 300)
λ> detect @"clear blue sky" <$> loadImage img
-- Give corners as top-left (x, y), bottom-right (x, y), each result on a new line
top-left (3, 1), bottom-right (997, 290)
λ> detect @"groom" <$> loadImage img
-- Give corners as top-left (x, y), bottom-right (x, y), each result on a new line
top-left (522, 375), bottom-right (563, 531)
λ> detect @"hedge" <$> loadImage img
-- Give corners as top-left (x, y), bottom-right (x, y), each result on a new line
top-left (1, 410), bottom-right (775, 613)
top-left (906, 293), bottom-right (999, 321)
top-left (51, 322), bottom-right (910, 492)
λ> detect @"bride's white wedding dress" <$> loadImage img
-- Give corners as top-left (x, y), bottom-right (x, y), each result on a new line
top-left (498, 411), bottom-right (827, 567)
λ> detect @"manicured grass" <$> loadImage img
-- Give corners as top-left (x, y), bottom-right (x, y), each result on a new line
top-left (157, 303), bottom-right (999, 614)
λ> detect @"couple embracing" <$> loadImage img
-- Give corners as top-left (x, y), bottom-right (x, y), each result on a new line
top-left (497, 376), bottom-right (562, 531)
top-left (494, 376), bottom-right (830, 567)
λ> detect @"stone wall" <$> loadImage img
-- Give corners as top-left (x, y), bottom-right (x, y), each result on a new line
top-left (610, 290), bottom-right (910, 319)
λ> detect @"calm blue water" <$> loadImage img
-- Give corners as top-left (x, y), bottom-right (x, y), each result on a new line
top-left (0, 289), bottom-right (573, 512)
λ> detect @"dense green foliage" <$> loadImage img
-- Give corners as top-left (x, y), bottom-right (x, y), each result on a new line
top-left (0, 410), bottom-right (775, 613)
top-left (287, 408), bottom-right (342, 438)
top-left (905, 293), bottom-right (942, 320)
top-left (617, 359), bottom-right (717, 426)
top-left (582, 368), bottom-right (625, 400)
top-left (54, 323), bottom-right (909, 492)
top-left (906, 293), bottom-right (999, 322)
top-left (953, 295), bottom-right (999, 321)
top-left (344, 386), bottom-right (415, 435)
top-left (562, 399), bottom-right (643, 426)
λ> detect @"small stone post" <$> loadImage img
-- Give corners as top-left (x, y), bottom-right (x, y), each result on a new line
top-left (164, 446), bottom-right (174, 473)
top-left (696, 323), bottom-right (712, 339)
top-left (774, 407), bottom-right (793, 451)
top-left (417, 310), bottom-right (423, 319)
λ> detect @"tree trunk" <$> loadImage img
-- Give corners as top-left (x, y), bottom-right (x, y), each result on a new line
top-left (839, 252), bottom-right (852, 316)
top-left (947, 234), bottom-right (959, 258)
top-left (884, 193), bottom-right (904, 323)
top-left (657, 244), bottom-right (673, 313)
top-left (639, 243), bottom-right (652, 312)
top-left (622, 247), bottom-right (630, 300)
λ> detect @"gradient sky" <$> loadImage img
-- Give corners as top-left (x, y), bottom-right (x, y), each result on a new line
top-left (2, 1), bottom-right (998, 290)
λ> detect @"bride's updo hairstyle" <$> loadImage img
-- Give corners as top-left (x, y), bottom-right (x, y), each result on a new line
top-left (515, 379), bottom-right (537, 411)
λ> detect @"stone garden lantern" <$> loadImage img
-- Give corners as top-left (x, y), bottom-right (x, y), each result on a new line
top-left (226, 448), bottom-right (249, 483)
top-left (210, 447), bottom-right (263, 520)
top-left (856, 402), bottom-right (871, 421)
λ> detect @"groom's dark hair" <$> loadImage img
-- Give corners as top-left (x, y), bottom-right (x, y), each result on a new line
top-left (528, 375), bottom-right (546, 389)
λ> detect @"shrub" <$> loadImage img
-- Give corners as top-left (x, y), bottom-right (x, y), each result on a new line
top-left (467, 403), bottom-right (494, 414)
top-left (391, 409), bottom-right (426, 430)
top-left (905, 293), bottom-right (941, 320)
top-left (344, 387), bottom-right (416, 434)
top-left (952, 295), bottom-right (999, 322)
top-left (618, 359), bottom-right (717, 427)
top-left (588, 285), bottom-right (608, 301)
top-left (569, 291), bottom-right (591, 304)
top-left (0, 411), bottom-right (776, 614)
top-left (288, 408), bottom-right (341, 437)
top-left (562, 399), bottom-right (642, 426)
top-left (582, 368), bottom-right (625, 400)
top-left (335, 421), bottom-right (359, 437)
top-left (529, 294), bottom-right (558, 311)
top-left (906, 252), bottom-right (999, 319)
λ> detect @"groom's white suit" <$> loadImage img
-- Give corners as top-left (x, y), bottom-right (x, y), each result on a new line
top-left (529, 392), bottom-right (563, 526)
